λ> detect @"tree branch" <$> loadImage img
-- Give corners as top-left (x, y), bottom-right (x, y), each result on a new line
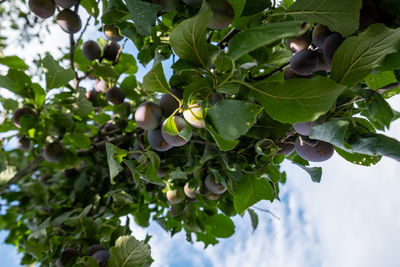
top-left (218, 28), bottom-right (240, 49)
top-left (0, 156), bottom-right (42, 191)
top-left (113, 38), bottom-right (128, 65)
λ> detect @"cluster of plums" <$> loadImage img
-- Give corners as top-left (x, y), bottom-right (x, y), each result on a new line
top-left (134, 89), bottom-right (205, 152)
top-left (29, 0), bottom-right (82, 34)
top-left (56, 244), bottom-right (109, 267)
top-left (166, 173), bottom-right (227, 214)
top-left (285, 24), bottom-right (345, 79)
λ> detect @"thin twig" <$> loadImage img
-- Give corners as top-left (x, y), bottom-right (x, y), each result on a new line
top-left (253, 206), bottom-right (280, 220)
top-left (113, 38), bottom-right (128, 65)
top-left (218, 28), bottom-right (240, 49)
top-left (75, 15), bottom-right (92, 49)
top-left (0, 156), bottom-right (42, 190)
top-left (249, 62), bottom-right (290, 81)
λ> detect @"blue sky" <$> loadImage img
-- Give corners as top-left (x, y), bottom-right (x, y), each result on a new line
top-left (2, 2), bottom-right (400, 266)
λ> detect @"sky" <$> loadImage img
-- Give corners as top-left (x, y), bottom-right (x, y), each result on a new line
top-left (1, 2), bottom-right (400, 267)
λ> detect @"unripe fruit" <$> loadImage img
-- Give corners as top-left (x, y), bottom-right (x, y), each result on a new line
top-left (56, 9), bottom-right (82, 34)
top-left (86, 244), bottom-right (106, 256)
top-left (205, 193), bottom-right (220, 200)
top-left (290, 49), bottom-right (319, 76)
top-left (148, 128), bottom-right (173, 152)
top-left (28, 0), bottom-right (56, 19)
top-left (183, 104), bottom-right (205, 128)
top-left (276, 142), bottom-right (295, 156)
top-left (18, 137), bottom-right (31, 151)
top-left (205, 174), bottom-right (227, 194)
top-left (106, 86), bottom-right (125, 105)
top-left (161, 116), bottom-right (191, 147)
top-left (166, 188), bottom-right (185, 204)
top-left (286, 34), bottom-right (311, 53)
top-left (82, 40), bottom-right (101, 61)
top-left (92, 250), bottom-right (110, 267)
top-left (322, 33), bottom-right (344, 64)
top-left (43, 142), bottom-right (64, 163)
top-left (184, 182), bottom-right (197, 199)
top-left (103, 42), bottom-right (120, 61)
top-left (208, 0), bottom-right (234, 30)
top-left (295, 136), bottom-right (334, 162)
top-left (13, 107), bottom-right (36, 128)
top-left (104, 25), bottom-right (123, 42)
top-left (55, 0), bottom-right (77, 9)
top-left (312, 24), bottom-right (332, 48)
top-left (135, 102), bottom-right (162, 130)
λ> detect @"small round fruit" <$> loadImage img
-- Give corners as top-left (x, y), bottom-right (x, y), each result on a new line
top-left (28, 0), bottom-right (56, 19)
top-left (18, 137), bottom-right (31, 151)
top-left (205, 174), bottom-right (227, 195)
top-left (92, 250), bottom-right (110, 267)
top-left (59, 248), bottom-right (79, 266)
top-left (293, 121), bottom-right (319, 136)
top-left (184, 182), bottom-right (197, 199)
top-left (159, 88), bottom-right (183, 118)
top-left (316, 52), bottom-right (331, 72)
top-left (135, 102), bottom-right (163, 130)
top-left (147, 128), bottom-right (173, 152)
top-left (284, 68), bottom-right (306, 80)
top-left (55, 0), bottom-right (77, 9)
top-left (312, 24), bottom-right (332, 48)
top-left (56, 9), bottom-right (82, 34)
top-left (94, 79), bottom-right (107, 91)
top-left (322, 33), bottom-right (344, 64)
top-left (104, 25), bottom-right (123, 42)
top-left (103, 42), bottom-right (120, 61)
top-left (208, 0), bottom-right (234, 30)
top-left (276, 142), bottom-right (295, 156)
top-left (183, 104), bottom-right (205, 128)
top-left (43, 142), bottom-right (64, 163)
top-left (295, 136), bottom-right (334, 162)
top-left (86, 89), bottom-right (100, 106)
top-left (286, 33), bottom-right (311, 53)
top-left (359, 0), bottom-right (378, 31)
top-left (183, 0), bottom-right (202, 5)
top-left (63, 168), bottom-right (79, 178)
top-left (161, 116), bottom-right (191, 147)
top-left (166, 188), bottom-right (185, 204)
top-left (86, 244), bottom-right (106, 256)
top-left (290, 49), bottom-right (319, 76)
top-left (106, 86), bottom-right (125, 105)
top-left (82, 40), bottom-right (101, 61)
top-left (13, 107), bottom-right (36, 128)
top-left (212, 93), bottom-right (223, 104)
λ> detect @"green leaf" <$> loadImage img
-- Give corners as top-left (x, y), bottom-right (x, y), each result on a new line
top-left (227, 21), bottom-right (306, 61)
top-left (0, 56), bottom-right (28, 70)
top-left (335, 147), bottom-right (382, 166)
top-left (0, 69), bottom-right (32, 98)
top-left (286, 0), bottom-right (362, 36)
top-left (169, 4), bottom-right (211, 68)
top-left (125, 0), bottom-right (159, 36)
top-left (142, 59), bottom-right (170, 94)
top-left (206, 100), bottom-right (263, 140)
top-left (205, 123), bottom-right (239, 151)
top-left (135, 152), bottom-right (164, 185)
top-left (206, 214), bottom-right (235, 238)
top-left (247, 209), bottom-right (259, 233)
top-left (108, 235), bottom-right (152, 267)
top-left (241, 0), bottom-right (271, 16)
top-left (364, 89), bottom-right (394, 129)
top-left (249, 77), bottom-right (345, 124)
top-left (42, 54), bottom-right (75, 90)
top-left (365, 71), bottom-right (397, 90)
top-left (233, 175), bottom-right (275, 215)
top-left (309, 119), bottom-right (350, 147)
top-left (80, 0), bottom-right (99, 17)
top-left (106, 143), bottom-right (128, 184)
top-left (74, 256), bottom-right (99, 267)
top-left (293, 163), bottom-right (322, 183)
top-left (331, 24), bottom-right (400, 86)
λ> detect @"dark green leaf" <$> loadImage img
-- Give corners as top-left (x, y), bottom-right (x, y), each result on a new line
top-left (42, 54), bottom-right (75, 90)
top-left (106, 143), bottom-right (128, 184)
top-left (108, 235), bottom-right (152, 267)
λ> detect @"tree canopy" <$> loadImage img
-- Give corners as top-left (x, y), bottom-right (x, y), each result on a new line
top-left (1, 0), bottom-right (400, 266)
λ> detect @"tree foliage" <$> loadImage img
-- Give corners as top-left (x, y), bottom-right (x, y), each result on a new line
top-left (1, 0), bottom-right (400, 266)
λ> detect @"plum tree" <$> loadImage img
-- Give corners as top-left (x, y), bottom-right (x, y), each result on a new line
top-left (92, 250), bottom-right (110, 267)
top-left (289, 49), bottom-right (319, 76)
top-left (295, 136), bottom-right (334, 162)
top-left (56, 9), bottom-right (82, 34)
top-left (159, 88), bottom-right (183, 117)
top-left (42, 142), bottom-right (64, 163)
top-left (82, 40), bottom-right (101, 61)
top-left (13, 107), bottom-right (36, 128)
top-left (106, 86), bottom-right (125, 105)
top-left (103, 42), bottom-right (120, 61)
top-left (322, 32), bottom-right (344, 63)
top-left (312, 24), bottom-right (332, 48)
top-left (166, 188), bottom-right (185, 204)
top-left (17, 136), bottom-right (31, 151)
top-left (86, 244), bottom-right (106, 256)
top-left (135, 102), bottom-right (163, 130)
top-left (204, 174), bottom-right (227, 195)
top-left (184, 182), bottom-right (197, 199)
top-left (183, 104), bottom-right (205, 128)
top-left (207, 0), bottom-right (234, 30)
top-left (147, 128), bottom-right (173, 152)
top-left (28, 0), bottom-right (56, 19)
top-left (286, 33), bottom-right (311, 53)
top-left (55, 0), bottom-right (78, 9)
top-left (161, 116), bottom-right (192, 146)
top-left (103, 25), bottom-right (123, 42)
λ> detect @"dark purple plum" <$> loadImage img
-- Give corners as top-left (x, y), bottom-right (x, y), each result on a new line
top-left (312, 24), bottom-right (332, 48)
top-left (104, 25), bottom-right (123, 42)
top-left (86, 244), bottom-right (106, 256)
top-left (286, 33), bottom-right (311, 53)
top-left (359, 0), bottom-right (378, 31)
top-left (205, 174), bottom-right (226, 195)
top-left (212, 93), bottom-right (223, 104)
top-left (86, 89), bottom-right (100, 106)
top-left (28, 0), bottom-right (56, 19)
top-left (103, 42), bottom-right (120, 61)
top-left (82, 40), bottom-right (101, 61)
top-left (59, 248), bottom-right (79, 266)
top-left (208, 0), bottom-right (234, 30)
top-left (322, 33), bottom-right (344, 64)
top-left (56, 9), bottom-right (82, 34)
top-left (18, 136), bottom-right (31, 151)
top-left (316, 52), bottom-right (331, 72)
top-left (147, 128), bottom-right (173, 152)
top-left (161, 116), bottom-right (191, 146)
top-left (106, 86), bottom-right (125, 105)
top-left (276, 142), bottom-right (295, 156)
top-left (63, 168), bottom-right (79, 178)
top-left (284, 67), bottom-right (308, 80)
top-left (293, 116), bottom-right (325, 136)
top-left (166, 188), bottom-right (185, 204)
top-left (295, 136), bottom-right (334, 162)
top-left (92, 250), bottom-right (110, 267)
top-left (135, 102), bottom-right (163, 130)
top-left (290, 49), bottom-right (319, 76)
top-left (13, 107), bottom-right (36, 128)
top-left (55, 0), bottom-right (77, 9)
top-left (43, 142), bottom-right (64, 163)
top-left (159, 88), bottom-right (183, 118)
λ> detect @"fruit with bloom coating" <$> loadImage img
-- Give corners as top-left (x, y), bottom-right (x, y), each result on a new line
top-left (28, 0), bottom-right (56, 19)
top-left (104, 25), bottom-right (123, 42)
top-left (161, 116), bottom-right (191, 146)
top-left (166, 188), bottom-right (185, 204)
top-left (148, 128), bottom-right (172, 152)
top-left (82, 40), bottom-right (101, 61)
top-left (135, 102), bottom-right (162, 130)
top-left (295, 136), bottom-right (334, 162)
top-left (13, 107), bottom-right (36, 128)
top-left (56, 9), bottom-right (82, 34)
